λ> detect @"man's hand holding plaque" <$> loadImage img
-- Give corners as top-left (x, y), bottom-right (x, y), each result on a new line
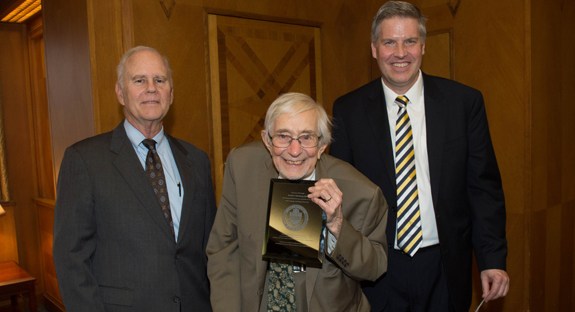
top-left (308, 178), bottom-right (344, 238)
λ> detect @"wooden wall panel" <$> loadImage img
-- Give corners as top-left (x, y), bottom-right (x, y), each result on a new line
top-left (530, 0), bottom-right (575, 310)
top-left (0, 21), bottom-right (44, 294)
top-left (27, 17), bottom-right (56, 200)
top-left (36, 199), bottom-right (63, 310)
top-left (420, 31), bottom-right (451, 79)
top-left (207, 14), bottom-right (322, 200)
top-left (86, 0), bottom-right (126, 134)
top-left (0, 203), bottom-right (18, 262)
top-left (44, 0), bottom-right (95, 180)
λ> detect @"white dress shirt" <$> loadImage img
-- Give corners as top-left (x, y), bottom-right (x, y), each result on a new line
top-left (382, 71), bottom-right (440, 249)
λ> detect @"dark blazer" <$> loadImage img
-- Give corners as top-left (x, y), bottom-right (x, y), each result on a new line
top-left (53, 122), bottom-right (216, 312)
top-left (330, 73), bottom-right (507, 312)
top-left (206, 142), bottom-right (388, 312)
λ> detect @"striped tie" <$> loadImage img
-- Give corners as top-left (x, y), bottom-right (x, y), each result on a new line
top-left (395, 95), bottom-right (422, 257)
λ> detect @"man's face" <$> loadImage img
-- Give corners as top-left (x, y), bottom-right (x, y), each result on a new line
top-left (115, 50), bottom-right (173, 131)
top-left (371, 17), bottom-right (425, 94)
top-left (262, 109), bottom-right (327, 180)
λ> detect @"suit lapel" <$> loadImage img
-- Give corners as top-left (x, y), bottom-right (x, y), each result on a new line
top-left (422, 73), bottom-right (447, 208)
top-left (110, 123), bottom-right (176, 241)
top-left (365, 79), bottom-right (396, 191)
top-left (167, 135), bottom-right (195, 245)
top-left (256, 156), bottom-right (280, 290)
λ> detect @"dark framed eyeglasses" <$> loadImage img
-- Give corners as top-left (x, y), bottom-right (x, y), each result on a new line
top-left (268, 133), bottom-right (321, 148)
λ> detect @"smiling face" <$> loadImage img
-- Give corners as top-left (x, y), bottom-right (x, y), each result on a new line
top-left (115, 49), bottom-right (173, 136)
top-left (371, 17), bottom-right (425, 95)
top-left (262, 109), bottom-right (327, 180)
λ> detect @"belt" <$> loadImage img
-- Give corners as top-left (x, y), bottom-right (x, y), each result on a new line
top-left (393, 243), bottom-right (440, 255)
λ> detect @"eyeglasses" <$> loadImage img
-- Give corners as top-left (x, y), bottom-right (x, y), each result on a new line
top-left (268, 133), bottom-right (321, 148)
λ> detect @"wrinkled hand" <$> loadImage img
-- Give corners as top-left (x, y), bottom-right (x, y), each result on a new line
top-left (308, 179), bottom-right (343, 238)
top-left (480, 269), bottom-right (509, 302)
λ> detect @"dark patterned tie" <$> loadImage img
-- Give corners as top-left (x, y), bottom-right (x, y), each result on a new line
top-left (395, 96), bottom-right (422, 257)
top-left (267, 261), bottom-right (296, 311)
top-left (142, 139), bottom-right (175, 238)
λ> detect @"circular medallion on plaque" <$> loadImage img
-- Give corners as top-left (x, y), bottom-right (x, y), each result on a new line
top-left (283, 204), bottom-right (309, 231)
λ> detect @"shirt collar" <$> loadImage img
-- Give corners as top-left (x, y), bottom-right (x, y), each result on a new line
top-left (381, 70), bottom-right (423, 109)
top-left (278, 170), bottom-right (316, 181)
top-left (123, 119), bottom-right (166, 148)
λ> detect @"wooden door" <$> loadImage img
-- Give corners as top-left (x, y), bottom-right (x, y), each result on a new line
top-left (207, 14), bottom-right (323, 201)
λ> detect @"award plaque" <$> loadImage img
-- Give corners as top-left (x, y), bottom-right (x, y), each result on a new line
top-left (262, 179), bottom-right (325, 266)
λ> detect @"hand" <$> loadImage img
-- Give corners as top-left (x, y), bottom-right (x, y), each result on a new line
top-left (480, 269), bottom-right (509, 302)
top-left (308, 179), bottom-right (343, 238)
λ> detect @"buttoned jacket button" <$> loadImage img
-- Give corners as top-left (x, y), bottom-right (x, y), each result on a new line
top-left (173, 296), bottom-right (181, 303)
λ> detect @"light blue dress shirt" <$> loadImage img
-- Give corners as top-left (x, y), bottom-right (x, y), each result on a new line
top-left (124, 120), bottom-right (183, 241)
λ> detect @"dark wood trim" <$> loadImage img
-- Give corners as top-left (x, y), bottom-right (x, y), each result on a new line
top-left (32, 198), bottom-right (55, 209)
top-left (203, 7), bottom-right (323, 28)
top-left (42, 293), bottom-right (64, 312)
top-left (426, 28), bottom-right (454, 80)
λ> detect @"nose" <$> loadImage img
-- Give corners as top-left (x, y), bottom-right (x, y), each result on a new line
top-left (287, 138), bottom-right (303, 157)
top-left (395, 44), bottom-right (407, 58)
top-left (146, 82), bottom-right (157, 93)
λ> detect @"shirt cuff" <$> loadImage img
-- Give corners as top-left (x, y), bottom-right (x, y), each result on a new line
top-left (327, 230), bottom-right (337, 253)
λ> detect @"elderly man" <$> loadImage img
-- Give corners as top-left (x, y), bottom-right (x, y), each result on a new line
top-left (207, 92), bottom-right (388, 311)
top-left (330, 1), bottom-right (509, 311)
top-left (53, 46), bottom-right (216, 311)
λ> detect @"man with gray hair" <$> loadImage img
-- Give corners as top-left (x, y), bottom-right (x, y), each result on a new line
top-left (53, 46), bottom-right (216, 311)
top-left (207, 92), bottom-right (388, 311)
top-left (331, 1), bottom-right (509, 311)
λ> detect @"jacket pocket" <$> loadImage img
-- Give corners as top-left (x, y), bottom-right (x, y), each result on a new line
top-left (100, 285), bottom-right (134, 307)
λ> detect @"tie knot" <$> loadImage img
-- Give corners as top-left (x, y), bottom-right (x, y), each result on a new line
top-left (395, 95), bottom-right (409, 108)
top-left (142, 139), bottom-right (157, 151)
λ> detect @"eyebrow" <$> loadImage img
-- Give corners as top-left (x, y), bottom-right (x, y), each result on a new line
top-left (274, 129), bottom-right (317, 135)
top-left (130, 75), bottom-right (168, 80)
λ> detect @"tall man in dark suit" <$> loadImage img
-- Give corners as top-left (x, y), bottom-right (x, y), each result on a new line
top-left (53, 46), bottom-right (216, 312)
top-left (330, 2), bottom-right (509, 311)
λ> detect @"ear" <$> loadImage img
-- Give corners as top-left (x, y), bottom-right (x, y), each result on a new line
top-left (170, 87), bottom-right (174, 106)
top-left (371, 42), bottom-right (378, 59)
top-left (115, 83), bottom-right (125, 106)
top-left (261, 130), bottom-right (272, 154)
top-left (421, 42), bottom-right (426, 56)
top-left (317, 143), bottom-right (328, 159)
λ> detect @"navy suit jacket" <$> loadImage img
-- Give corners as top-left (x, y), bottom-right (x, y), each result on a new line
top-left (53, 122), bottom-right (216, 312)
top-left (330, 73), bottom-right (507, 312)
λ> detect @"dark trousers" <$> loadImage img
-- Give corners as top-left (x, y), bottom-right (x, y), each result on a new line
top-left (365, 245), bottom-right (455, 312)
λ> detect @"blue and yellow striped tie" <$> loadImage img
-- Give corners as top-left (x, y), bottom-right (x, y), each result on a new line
top-left (395, 95), bottom-right (422, 257)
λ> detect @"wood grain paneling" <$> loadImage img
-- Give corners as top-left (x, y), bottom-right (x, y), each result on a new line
top-left (27, 17), bottom-right (55, 200)
top-left (35, 199), bottom-right (62, 309)
top-left (529, 0), bottom-right (575, 310)
top-left (0, 21), bottom-right (43, 295)
top-left (86, 0), bottom-right (126, 134)
top-left (421, 31), bottom-right (451, 79)
top-left (0, 203), bottom-right (18, 262)
top-left (44, 0), bottom-right (95, 180)
top-left (207, 13), bottom-right (322, 200)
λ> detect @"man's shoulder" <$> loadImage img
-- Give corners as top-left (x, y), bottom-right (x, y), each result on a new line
top-left (229, 141), bottom-right (268, 160)
top-left (335, 78), bottom-right (382, 103)
top-left (423, 73), bottom-right (481, 95)
top-left (168, 135), bottom-right (209, 159)
top-left (68, 130), bottom-right (115, 153)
